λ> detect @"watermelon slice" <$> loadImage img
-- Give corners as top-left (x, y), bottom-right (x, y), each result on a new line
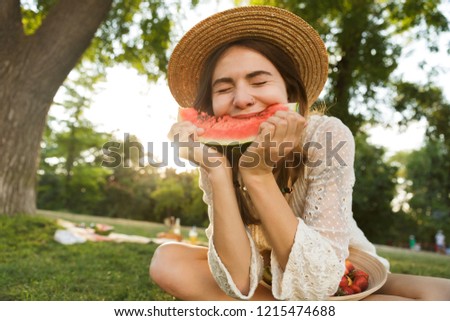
top-left (178, 103), bottom-right (298, 145)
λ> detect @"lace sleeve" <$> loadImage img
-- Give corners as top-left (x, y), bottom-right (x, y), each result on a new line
top-left (270, 116), bottom-right (354, 300)
top-left (198, 168), bottom-right (264, 300)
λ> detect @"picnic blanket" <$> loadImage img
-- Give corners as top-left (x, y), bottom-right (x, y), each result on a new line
top-left (54, 219), bottom-right (152, 245)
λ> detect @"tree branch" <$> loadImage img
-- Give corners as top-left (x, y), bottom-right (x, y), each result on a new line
top-left (26, 0), bottom-right (113, 94)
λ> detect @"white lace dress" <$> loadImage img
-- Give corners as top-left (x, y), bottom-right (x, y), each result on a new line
top-left (199, 115), bottom-right (390, 301)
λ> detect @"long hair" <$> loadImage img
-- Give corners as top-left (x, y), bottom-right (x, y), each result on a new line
top-left (194, 38), bottom-right (309, 225)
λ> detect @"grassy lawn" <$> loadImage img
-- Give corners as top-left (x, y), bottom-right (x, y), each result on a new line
top-left (0, 213), bottom-right (173, 300)
top-left (376, 245), bottom-right (450, 278)
top-left (1, 211), bottom-right (449, 300)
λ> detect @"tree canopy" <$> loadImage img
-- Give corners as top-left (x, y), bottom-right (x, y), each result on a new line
top-left (249, 0), bottom-right (449, 133)
top-left (0, 0), bottom-right (196, 215)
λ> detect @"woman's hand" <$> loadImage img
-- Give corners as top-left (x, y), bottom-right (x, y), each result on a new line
top-left (239, 110), bottom-right (306, 176)
top-left (168, 121), bottom-right (230, 172)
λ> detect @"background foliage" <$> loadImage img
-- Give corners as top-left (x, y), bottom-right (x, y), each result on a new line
top-left (9, 0), bottom-right (450, 249)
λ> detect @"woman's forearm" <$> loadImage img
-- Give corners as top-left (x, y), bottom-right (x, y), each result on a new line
top-left (242, 172), bottom-right (298, 270)
top-left (208, 168), bottom-right (252, 294)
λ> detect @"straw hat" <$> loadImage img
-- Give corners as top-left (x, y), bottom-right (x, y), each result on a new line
top-left (168, 6), bottom-right (328, 108)
top-left (329, 247), bottom-right (388, 301)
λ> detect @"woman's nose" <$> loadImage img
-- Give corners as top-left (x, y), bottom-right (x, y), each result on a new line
top-left (233, 87), bottom-right (254, 109)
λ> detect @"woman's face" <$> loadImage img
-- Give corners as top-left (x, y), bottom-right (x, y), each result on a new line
top-left (211, 46), bottom-right (289, 117)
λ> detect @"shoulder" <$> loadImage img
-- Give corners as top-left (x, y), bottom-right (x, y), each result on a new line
top-left (305, 114), bottom-right (353, 140)
top-left (302, 114), bottom-right (355, 166)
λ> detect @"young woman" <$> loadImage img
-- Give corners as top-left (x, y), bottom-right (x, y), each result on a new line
top-left (150, 6), bottom-right (450, 301)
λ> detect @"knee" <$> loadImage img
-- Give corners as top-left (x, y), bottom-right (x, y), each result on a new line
top-left (149, 243), bottom-right (182, 289)
top-left (435, 279), bottom-right (450, 301)
top-left (421, 277), bottom-right (450, 301)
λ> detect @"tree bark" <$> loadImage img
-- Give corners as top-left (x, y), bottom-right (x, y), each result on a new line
top-left (332, 21), bottom-right (364, 134)
top-left (0, 0), bottom-right (112, 216)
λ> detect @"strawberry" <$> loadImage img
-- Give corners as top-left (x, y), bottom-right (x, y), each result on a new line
top-left (334, 262), bottom-right (370, 297)
top-left (344, 259), bottom-right (355, 275)
top-left (350, 284), bottom-right (362, 293)
top-left (352, 269), bottom-right (369, 279)
top-left (353, 276), bottom-right (369, 291)
top-left (340, 286), bottom-right (355, 295)
top-left (339, 275), bottom-right (352, 287)
top-left (334, 286), bottom-right (354, 296)
top-left (339, 276), bottom-right (348, 287)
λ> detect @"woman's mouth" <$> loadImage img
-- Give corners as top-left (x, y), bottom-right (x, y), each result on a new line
top-left (230, 111), bottom-right (264, 119)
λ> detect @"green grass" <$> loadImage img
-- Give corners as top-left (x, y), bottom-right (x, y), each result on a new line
top-left (0, 213), bottom-right (177, 301)
top-left (1, 211), bottom-right (449, 300)
top-left (376, 245), bottom-right (450, 278)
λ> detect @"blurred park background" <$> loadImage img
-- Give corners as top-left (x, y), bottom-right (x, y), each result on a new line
top-left (1, 0), bottom-right (450, 300)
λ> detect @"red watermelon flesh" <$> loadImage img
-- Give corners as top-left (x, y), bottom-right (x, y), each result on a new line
top-left (178, 103), bottom-right (298, 145)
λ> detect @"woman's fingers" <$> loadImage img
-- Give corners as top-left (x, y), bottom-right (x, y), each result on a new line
top-left (169, 121), bottom-right (203, 164)
top-left (256, 111), bottom-right (306, 159)
top-left (168, 121), bottom-right (199, 141)
top-left (168, 121), bottom-right (229, 169)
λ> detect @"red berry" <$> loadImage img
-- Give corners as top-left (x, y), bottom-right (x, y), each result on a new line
top-left (353, 276), bottom-right (369, 291)
top-left (350, 284), bottom-right (362, 293)
top-left (353, 269), bottom-right (369, 279)
top-left (339, 276), bottom-right (349, 287)
top-left (345, 260), bottom-right (355, 274)
top-left (341, 286), bottom-right (355, 295)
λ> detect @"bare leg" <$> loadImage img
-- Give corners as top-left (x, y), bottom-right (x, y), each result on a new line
top-left (149, 242), bottom-right (274, 301)
top-left (151, 244), bottom-right (450, 301)
top-left (364, 273), bottom-right (450, 301)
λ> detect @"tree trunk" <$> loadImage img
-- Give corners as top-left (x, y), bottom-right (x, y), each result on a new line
top-left (64, 105), bottom-right (81, 209)
top-left (0, 0), bottom-right (112, 216)
top-left (329, 3), bottom-right (369, 134)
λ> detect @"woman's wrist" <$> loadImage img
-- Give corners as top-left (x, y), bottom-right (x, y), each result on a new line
top-left (240, 171), bottom-right (275, 189)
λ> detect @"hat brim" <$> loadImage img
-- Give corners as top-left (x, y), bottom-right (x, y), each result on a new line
top-left (168, 6), bottom-right (328, 108)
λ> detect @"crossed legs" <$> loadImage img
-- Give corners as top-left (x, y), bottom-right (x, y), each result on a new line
top-left (150, 242), bottom-right (450, 301)
top-left (149, 242), bottom-right (274, 300)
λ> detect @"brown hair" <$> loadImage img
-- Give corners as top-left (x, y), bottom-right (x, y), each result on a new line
top-left (194, 38), bottom-right (309, 225)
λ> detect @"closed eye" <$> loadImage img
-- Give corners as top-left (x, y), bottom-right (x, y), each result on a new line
top-left (212, 77), bottom-right (234, 94)
top-left (215, 87), bottom-right (232, 94)
top-left (252, 81), bottom-right (267, 86)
